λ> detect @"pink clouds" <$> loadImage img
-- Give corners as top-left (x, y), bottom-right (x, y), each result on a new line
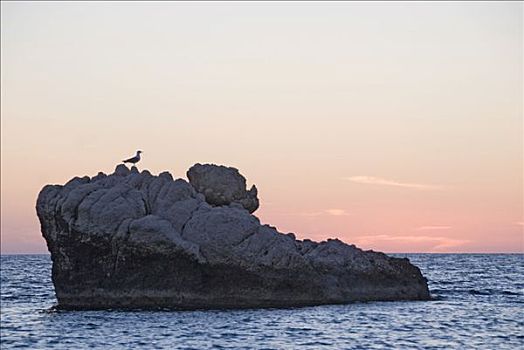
top-left (416, 226), bottom-right (452, 231)
top-left (345, 176), bottom-right (443, 190)
top-left (353, 234), bottom-right (471, 253)
top-left (272, 209), bottom-right (350, 217)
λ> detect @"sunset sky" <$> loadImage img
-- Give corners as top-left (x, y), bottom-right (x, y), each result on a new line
top-left (1, 1), bottom-right (522, 254)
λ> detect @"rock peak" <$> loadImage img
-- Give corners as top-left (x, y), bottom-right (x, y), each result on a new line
top-left (114, 164), bottom-right (130, 176)
top-left (187, 163), bottom-right (259, 213)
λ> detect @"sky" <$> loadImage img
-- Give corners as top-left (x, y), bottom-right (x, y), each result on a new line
top-left (1, 1), bottom-right (522, 254)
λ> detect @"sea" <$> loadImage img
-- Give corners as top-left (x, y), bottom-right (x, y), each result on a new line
top-left (1, 254), bottom-right (522, 349)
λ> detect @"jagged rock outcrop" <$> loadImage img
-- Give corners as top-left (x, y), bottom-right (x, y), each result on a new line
top-left (36, 163), bottom-right (430, 310)
top-left (187, 163), bottom-right (259, 213)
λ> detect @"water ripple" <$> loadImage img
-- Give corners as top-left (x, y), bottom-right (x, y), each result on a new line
top-left (1, 254), bottom-right (523, 349)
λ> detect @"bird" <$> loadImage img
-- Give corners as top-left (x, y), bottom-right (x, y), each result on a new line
top-left (122, 150), bottom-right (143, 167)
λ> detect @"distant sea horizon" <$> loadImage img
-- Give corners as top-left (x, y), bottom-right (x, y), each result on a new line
top-left (2, 252), bottom-right (523, 255)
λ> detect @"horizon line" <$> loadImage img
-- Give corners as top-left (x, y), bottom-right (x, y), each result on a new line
top-left (2, 252), bottom-right (523, 256)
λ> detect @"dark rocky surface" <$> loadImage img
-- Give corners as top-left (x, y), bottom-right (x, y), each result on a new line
top-left (187, 163), bottom-right (259, 213)
top-left (36, 164), bottom-right (430, 310)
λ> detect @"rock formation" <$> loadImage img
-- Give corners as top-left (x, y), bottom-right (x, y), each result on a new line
top-left (36, 163), bottom-right (430, 310)
top-left (187, 163), bottom-right (259, 213)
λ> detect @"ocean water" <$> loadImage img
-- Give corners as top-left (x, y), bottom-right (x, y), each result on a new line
top-left (1, 254), bottom-right (522, 349)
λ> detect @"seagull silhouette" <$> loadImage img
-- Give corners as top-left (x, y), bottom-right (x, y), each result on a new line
top-left (122, 150), bottom-right (143, 167)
